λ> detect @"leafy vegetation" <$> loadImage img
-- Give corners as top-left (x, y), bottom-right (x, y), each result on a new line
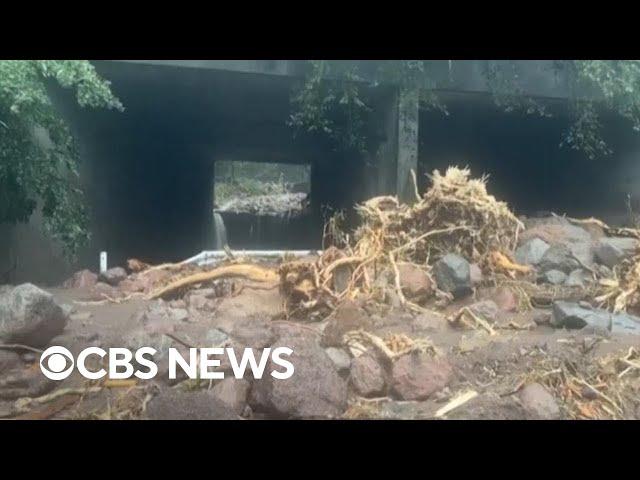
top-left (0, 60), bottom-right (122, 258)
top-left (214, 161), bottom-right (310, 207)
top-left (288, 60), bottom-right (640, 160)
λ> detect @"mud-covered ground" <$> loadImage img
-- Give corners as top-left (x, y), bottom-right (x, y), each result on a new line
top-left (2, 279), bottom-right (639, 420)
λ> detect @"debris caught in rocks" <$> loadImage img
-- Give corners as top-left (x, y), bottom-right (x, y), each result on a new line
top-left (12, 165), bottom-right (640, 420)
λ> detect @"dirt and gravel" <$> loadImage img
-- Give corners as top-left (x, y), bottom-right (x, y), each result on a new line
top-left (2, 167), bottom-right (640, 420)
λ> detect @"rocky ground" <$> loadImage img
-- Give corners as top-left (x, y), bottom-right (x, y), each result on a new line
top-left (1, 214), bottom-right (640, 420)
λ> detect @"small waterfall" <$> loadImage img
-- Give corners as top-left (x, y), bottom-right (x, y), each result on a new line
top-left (213, 212), bottom-right (228, 249)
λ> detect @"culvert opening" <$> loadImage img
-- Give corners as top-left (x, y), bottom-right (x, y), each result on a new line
top-left (212, 160), bottom-right (313, 250)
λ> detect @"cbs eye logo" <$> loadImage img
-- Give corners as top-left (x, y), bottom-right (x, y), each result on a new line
top-left (39, 346), bottom-right (75, 380)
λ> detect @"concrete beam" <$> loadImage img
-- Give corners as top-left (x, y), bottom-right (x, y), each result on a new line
top-left (111, 60), bottom-right (578, 100)
top-left (397, 91), bottom-right (420, 203)
top-left (111, 60), bottom-right (301, 77)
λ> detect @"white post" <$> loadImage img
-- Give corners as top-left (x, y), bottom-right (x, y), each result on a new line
top-left (99, 251), bottom-right (108, 274)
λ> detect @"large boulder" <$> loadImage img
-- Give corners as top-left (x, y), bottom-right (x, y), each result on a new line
top-left (551, 301), bottom-right (640, 335)
top-left (433, 253), bottom-right (472, 299)
top-left (594, 237), bottom-right (639, 268)
top-left (0, 283), bottom-right (68, 348)
top-left (390, 353), bottom-right (453, 401)
top-left (515, 238), bottom-right (550, 266)
top-left (250, 332), bottom-right (347, 418)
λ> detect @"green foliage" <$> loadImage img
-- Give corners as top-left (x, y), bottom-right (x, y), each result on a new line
top-left (288, 60), bottom-right (640, 161)
top-left (214, 161), bottom-right (310, 206)
top-left (0, 60), bottom-right (122, 258)
top-left (288, 60), bottom-right (371, 154)
top-left (288, 61), bottom-right (447, 155)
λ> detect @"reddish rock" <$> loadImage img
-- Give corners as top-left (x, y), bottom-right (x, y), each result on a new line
top-left (391, 353), bottom-right (453, 401)
top-left (62, 270), bottom-right (97, 289)
top-left (397, 262), bottom-right (433, 299)
top-left (322, 300), bottom-right (372, 347)
top-left (491, 286), bottom-right (519, 313)
top-left (146, 389), bottom-right (238, 420)
top-left (89, 282), bottom-right (121, 301)
top-left (118, 278), bottom-right (145, 294)
top-left (350, 354), bottom-right (386, 397)
top-left (519, 382), bottom-right (561, 419)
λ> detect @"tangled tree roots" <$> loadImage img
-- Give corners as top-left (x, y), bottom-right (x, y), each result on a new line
top-left (354, 166), bottom-right (524, 265)
top-left (280, 167), bottom-right (526, 317)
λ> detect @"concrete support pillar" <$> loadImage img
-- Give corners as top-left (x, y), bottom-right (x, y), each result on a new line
top-left (368, 88), bottom-right (420, 203)
top-left (396, 90), bottom-right (419, 204)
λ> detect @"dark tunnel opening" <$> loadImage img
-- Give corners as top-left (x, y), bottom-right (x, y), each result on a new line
top-left (417, 93), bottom-right (640, 224)
top-left (46, 61), bottom-right (371, 270)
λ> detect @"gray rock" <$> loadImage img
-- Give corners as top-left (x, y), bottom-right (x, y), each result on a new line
top-left (515, 238), bottom-right (550, 265)
top-left (519, 382), bottom-right (561, 419)
top-left (211, 378), bottom-right (250, 415)
top-left (433, 253), bottom-right (472, 299)
top-left (146, 389), bottom-right (238, 420)
top-left (611, 312), bottom-right (640, 335)
top-left (98, 267), bottom-right (127, 286)
top-left (469, 263), bottom-right (483, 286)
top-left (543, 269), bottom-right (567, 285)
top-left (205, 328), bottom-right (229, 346)
top-left (0, 283), bottom-right (68, 348)
top-left (468, 300), bottom-right (499, 322)
top-left (538, 245), bottom-right (580, 274)
top-left (350, 354), bottom-right (386, 397)
top-left (551, 301), bottom-right (640, 335)
top-left (568, 241), bottom-right (595, 268)
top-left (565, 269), bottom-right (588, 287)
top-left (250, 333), bottom-right (347, 418)
top-left (594, 237), bottom-right (639, 268)
top-left (325, 347), bottom-right (351, 375)
top-left (135, 300), bottom-right (190, 331)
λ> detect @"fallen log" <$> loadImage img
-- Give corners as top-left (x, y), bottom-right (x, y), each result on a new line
top-left (147, 263), bottom-right (279, 299)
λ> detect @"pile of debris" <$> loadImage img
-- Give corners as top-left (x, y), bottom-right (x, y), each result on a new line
top-left (5, 164), bottom-right (640, 420)
top-left (218, 192), bottom-right (309, 217)
top-left (278, 167), bottom-right (529, 318)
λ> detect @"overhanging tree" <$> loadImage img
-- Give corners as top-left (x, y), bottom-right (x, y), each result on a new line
top-left (0, 60), bottom-right (123, 258)
top-left (288, 60), bottom-right (640, 160)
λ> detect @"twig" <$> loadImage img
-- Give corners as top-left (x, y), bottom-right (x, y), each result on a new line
top-left (390, 226), bottom-right (471, 256)
top-left (434, 390), bottom-right (478, 418)
top-left (0, 344), bottom-right (43, 354)
top-left (410, 169), bottom-right (421, 203)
